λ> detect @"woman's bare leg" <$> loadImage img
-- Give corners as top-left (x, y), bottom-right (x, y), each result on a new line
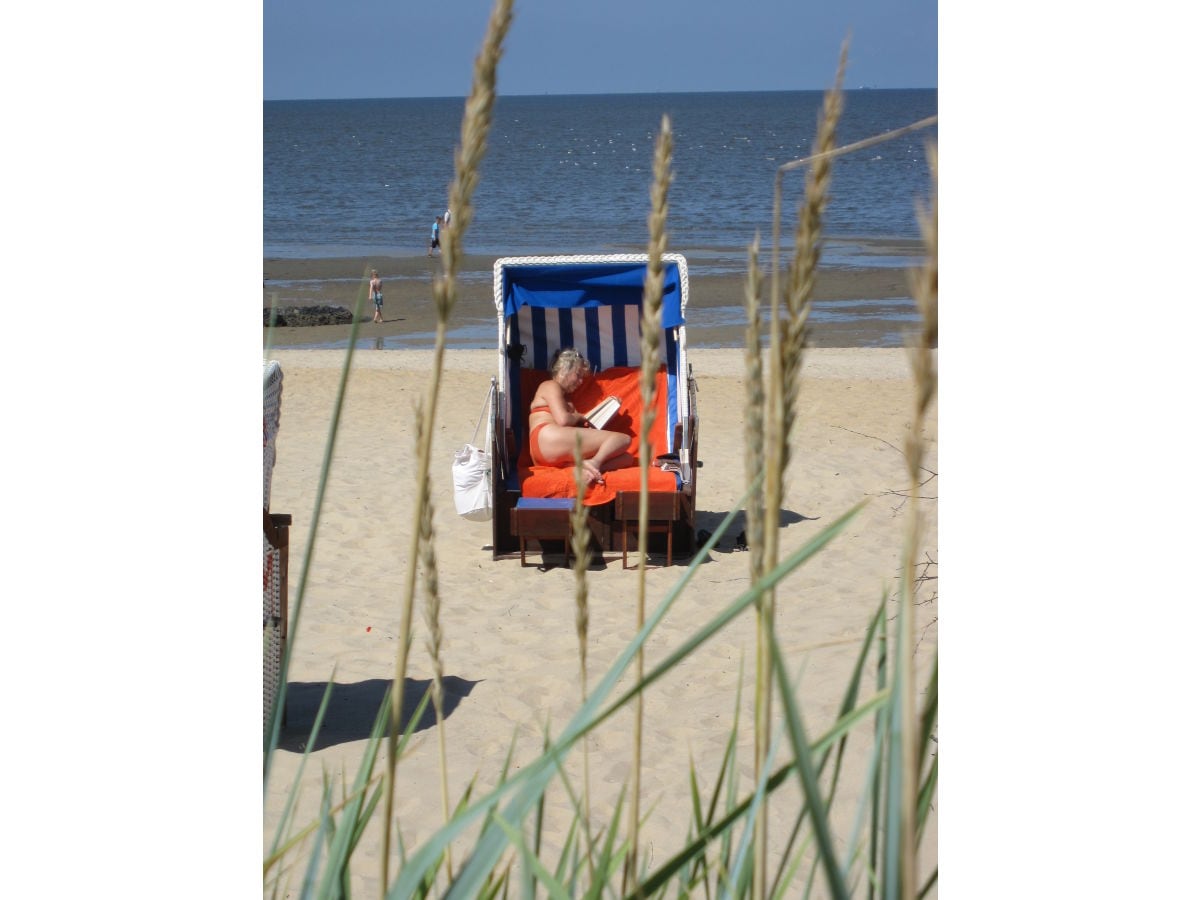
top-left (536, 426), bottom-right (634, 484)
top-left (586, 430), bottom-right (633, 472)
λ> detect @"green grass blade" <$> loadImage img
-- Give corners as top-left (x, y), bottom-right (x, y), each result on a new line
top-left (633, 689), bottom-right (889, 897)
top-left (583, 785), bottom-right (629, 900)
top-left (299, 776), bottom-right (334, 899)
top-left (839, 707), bottom-right (888, 890)
top-left (686, 756), bottom-right (714, 897)
top-left (396, 488), bottom-right (758, 897)
top-left (316, 686), bottom-right (393, 897)
top-left (705, 656), bottom-right (745, 831)
top-left (398, 501), bottom-right (861, 899)
top-left (490, 814), bottom-right (573, 900)
top-left (770, 598), bottom-right (885, 898)
top-left (868, 592), bottom-right (888, 900)
top-left (916, 752), bottom-right (937, 839)
top-left (768, 836), bottom-right (810, 900)
top-left (602, 501), bottom-right (866, 725)
top-left (267, 672), bottom-right (338, 864)
top-left (551, 815), bottom-right (581, 890)
top-left (917, 866), bottom-right (938, 900)
top-left (767, 626), bottom-right (850, 900)
top-left (914, 652), bottom-right (937, 854)
top-left (724, 727), bottom-right (786, 895)
top-left (919, 654), bottom-right (937, 748)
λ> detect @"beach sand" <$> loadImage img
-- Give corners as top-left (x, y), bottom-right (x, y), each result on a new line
top-left (263, 344), bottom-right (938, 894)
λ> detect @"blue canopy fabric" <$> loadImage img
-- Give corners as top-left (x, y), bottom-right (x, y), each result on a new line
top-left (501, 261), bottom-right (685, 329)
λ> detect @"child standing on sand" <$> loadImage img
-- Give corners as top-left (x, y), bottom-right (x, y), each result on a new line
top-left (370, 269), bottom-right (383, 323)
top-left (428, 216), bottom-right (442, 257)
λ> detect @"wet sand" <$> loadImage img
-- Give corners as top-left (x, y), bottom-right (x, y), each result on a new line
top-left (264, 244), bottom-right (926, 351)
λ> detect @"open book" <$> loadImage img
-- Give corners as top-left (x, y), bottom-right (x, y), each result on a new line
top-left (583, 395), bottom-right (621, 429)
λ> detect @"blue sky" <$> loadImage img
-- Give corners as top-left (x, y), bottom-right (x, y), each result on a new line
top-left (264, 0), bottom-right (937, 100)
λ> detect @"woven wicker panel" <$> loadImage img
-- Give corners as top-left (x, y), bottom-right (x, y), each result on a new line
top-left (263, 536), bottom-right (283, 733)
top-left (263, 361), bottom-right (283, 510)
top-left (263, 360), bottom-right (284, 735)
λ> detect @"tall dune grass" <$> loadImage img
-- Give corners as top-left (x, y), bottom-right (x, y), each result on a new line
top-left (263, 2), bottom-right (937, 895)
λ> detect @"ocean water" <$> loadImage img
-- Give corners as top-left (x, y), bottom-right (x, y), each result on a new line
top-left (264, 89), bottom-right (936, 261)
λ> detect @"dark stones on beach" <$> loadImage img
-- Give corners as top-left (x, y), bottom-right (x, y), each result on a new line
top-left (264, 305), bottom-right (355, 327)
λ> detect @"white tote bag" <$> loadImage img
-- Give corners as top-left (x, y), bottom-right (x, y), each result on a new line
top-left (452, 382), bottom-right (495, 521)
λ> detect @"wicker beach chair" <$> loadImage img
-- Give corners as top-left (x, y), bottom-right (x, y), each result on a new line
top-left (490, 254), bottom-right (699, 565)
top-left (263, 360), bottom-right (291, 735)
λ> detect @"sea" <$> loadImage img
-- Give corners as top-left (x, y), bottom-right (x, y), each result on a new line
top-left (265, 89), bottom-right (935, 259)
top-left (264, 89), bottom-right (936, 347)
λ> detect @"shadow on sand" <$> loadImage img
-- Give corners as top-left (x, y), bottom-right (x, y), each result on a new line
top-left (693, 508), bottom-right (819, 555)
top-left (276, 675), bottom-right (480, 753)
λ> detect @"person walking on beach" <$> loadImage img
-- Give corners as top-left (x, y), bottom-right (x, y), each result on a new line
top-left (428, 215), bottom-right (442, 257)
top-left (369, 269), bottom-right (384, 323)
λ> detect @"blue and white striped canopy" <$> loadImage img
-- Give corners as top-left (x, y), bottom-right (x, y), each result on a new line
top-left (492, 254), bottom-right (691, 464)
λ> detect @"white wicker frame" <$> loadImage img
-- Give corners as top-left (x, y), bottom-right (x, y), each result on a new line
top-left (263, 361), bottom-right (285, 735)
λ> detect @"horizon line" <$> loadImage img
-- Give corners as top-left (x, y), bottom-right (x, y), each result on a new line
top-left (263, 85), bottom-right (938, 103)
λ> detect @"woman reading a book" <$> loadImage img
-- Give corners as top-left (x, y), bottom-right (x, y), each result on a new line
top-left (528, 347), bottom-right (634, 485)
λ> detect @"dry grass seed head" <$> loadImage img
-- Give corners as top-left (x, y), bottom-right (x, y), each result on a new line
top-left (743, 235), bottom-right (766, 573)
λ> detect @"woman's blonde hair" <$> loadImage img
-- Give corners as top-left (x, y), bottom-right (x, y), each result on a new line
top-left (550, 347), bottom-right (588, 379)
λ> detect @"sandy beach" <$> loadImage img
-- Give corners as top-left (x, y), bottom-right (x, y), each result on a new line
top-left (263, 343), bottom-right (937, 894)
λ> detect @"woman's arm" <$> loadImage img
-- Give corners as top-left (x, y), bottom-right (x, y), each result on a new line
top-left (534, 380), bottom-right (586, 426)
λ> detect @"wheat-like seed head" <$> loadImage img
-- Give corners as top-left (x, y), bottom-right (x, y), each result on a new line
top-left (743, 234), bottom-right (765, 576)
top-left (414, 412), bottom-right (445, 712)
top-left (905, 143), bottom-right (938, 478)
top-left (434, 0), bottom-right (513, 321)
top-left (420, 493), bottom-right (445, 710)
top-left (570, 437), bottom-right (591, 668)
top-left (639, 115), bottom-right (672, 408)
top-left (898, 139), bottom-right (937, 900)
top-left (778, 43), bottom-right (847, 475)
top-left (382, 2), bottom-right (512, 889)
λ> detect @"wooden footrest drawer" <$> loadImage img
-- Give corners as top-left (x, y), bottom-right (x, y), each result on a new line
top-left (511, 498), bottom-right (577, 567)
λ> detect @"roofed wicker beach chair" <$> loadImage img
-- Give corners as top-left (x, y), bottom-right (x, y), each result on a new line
top-left (489, 254), bottom-right (699, 567)
top-left (263, 360), bottom-right (291, 735)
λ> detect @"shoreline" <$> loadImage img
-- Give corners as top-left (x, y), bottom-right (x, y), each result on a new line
top-left (264, 240), bottom-right (927, 351)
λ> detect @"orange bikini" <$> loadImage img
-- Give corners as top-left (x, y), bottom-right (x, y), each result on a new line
top-left (528, 420), bottom-right (552, 466)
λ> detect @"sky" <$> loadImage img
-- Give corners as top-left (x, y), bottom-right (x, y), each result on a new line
top-left (264, 0), bottom-right (937, 100)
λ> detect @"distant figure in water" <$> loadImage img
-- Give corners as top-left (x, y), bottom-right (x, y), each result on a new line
top-left (369, 269), bottom-right (383, 323)
top-left (527, 347), bottom-right (634, 486)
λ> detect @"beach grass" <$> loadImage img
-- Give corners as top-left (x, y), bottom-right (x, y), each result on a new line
top-left (262, 2), bottom-right (937, 896)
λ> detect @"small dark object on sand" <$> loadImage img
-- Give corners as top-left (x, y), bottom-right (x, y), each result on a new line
top-left (265, 304), bottom-right (354, 327)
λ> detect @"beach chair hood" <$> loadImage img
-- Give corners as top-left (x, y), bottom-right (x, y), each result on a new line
top-left (493, 253), bottom-right (690, 439)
